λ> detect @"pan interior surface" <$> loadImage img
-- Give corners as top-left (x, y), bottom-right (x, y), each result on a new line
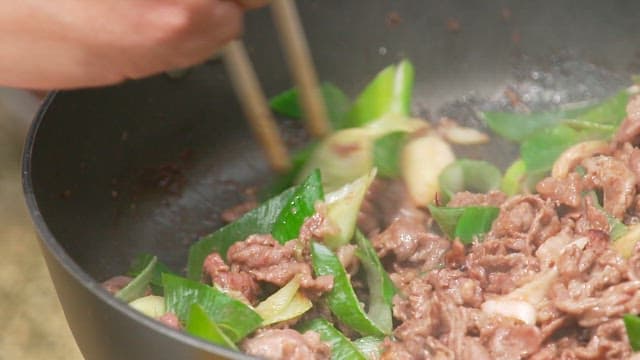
top-left (24, 1), bottom-right (640, 359)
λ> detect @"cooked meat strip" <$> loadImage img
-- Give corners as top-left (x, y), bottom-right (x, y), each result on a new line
top-left (358, 179), bottom-right (417, 237)
top-left (202, 252), bottom-right (260, 304)
top-left (614, 93), bottom-right (640, 146)
top-left (627, 242), bottom-right (640, 281)
top-left (552, 320), bottom-right (632, 359)
top-left (582, 155), bottom-right (636, 219)
top-left (614, 142), bottom-right (640, 183)
top-left (227, 234), bottom-right (333, 296)
top-left (221, 199), bottom-right (257, 223)
top-left (486, 324), bottom-right (542, 360)
top-left (489, 195), bottom-right (561, 248)
top-left (373, 206), bottom-right (450, 270)
top-left (158, 312), bottom-right (181, 330)
top-left (447, 190), bottom-right (507, 208)
top-left (297, 205), bottom-right (337, 249)
top-left (536, 172), bottom-right (584, 208)
top-left (242, 329), bottom-right (331, 360)
top-left (466, 238), bottom-right (540, 294)
top-left (102, 276), bottom-right (153, 297)
top-left (574, 196), bottom-right (611, 235)
top-left (101, 275), bottom-right (133, 295)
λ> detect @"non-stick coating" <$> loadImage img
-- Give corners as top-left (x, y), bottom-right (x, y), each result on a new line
top-left (23, 1), bottom-right (640, 359)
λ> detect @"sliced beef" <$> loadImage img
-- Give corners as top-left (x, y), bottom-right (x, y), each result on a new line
top-left (614, 93), bottom-right (640, 146)
top-left (536, 172), bottom-right (584, 208)
top-left (392, 275), bottom-right (438, 326)
top-left (427, 268), bottom-right (484, 307)
top-left (373, 208), bottom-right (449, 270)
top-left (486, 324), bottom-right (542, 360)
top-left (555, 320), bottom-right (632, 359)
top-left (466, 237), bottom-right (541, 294)
top-left (582, 155), bottom-right (636, 219)
top-left (490, 195), bottom-right (561, 248)
top-left (297, 206), bottom-right (337, 248)
top-left (460, 337), bottom-right (492, 360)
top-left (553, 278), bottom-right (640, 328)
top-left (221, 199), bottom-right (257, 223)
top-left (203, 252), bottom-right (260, 304)
top-left (227, 234), bottom-right (333, 296)
top-left (614, 142), bottom-right (640, 184)
top-left (101, 275), bottom-right (133, 295)
top-left (447, 190), bottom-right (507, 208)
top-left (550, 235), bottom-right (637, 329)
top-left (628, 242), bottom-right (640, 281)
top-left (101, 276), bottom-right (152, 297)
top-left (158, 312), bottom-right (181, 330)
top-left (358, 179), bottom-right (417, 236)
top-left (574, 196), bottom-right (611, 235)
top-left (381, 336), bottom-right (455, 360)
top-left (242, 329), bottom-right (331, 360)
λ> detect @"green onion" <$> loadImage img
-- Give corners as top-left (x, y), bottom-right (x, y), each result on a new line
top-left (272, 170), bottom-right (324, 243)
top-left (481, 90), bottom-right (629, 143)
top-left (163, 273), bottom-right (262, 342)
top-left (116, 256), bottom-right (156, 302)
top-left (353, 336), bottom-right (383, 360)
top-left (454, 207), bottom-right (500, 244)
top-left (613, 223), bottom-right (640, 259)
top-left (324, 170), bottom-right (376, 249)
top-left (481, 106), bottom-right (591, 142)
top-left (429, 206), bottom-right (499, 243)
top-left (501, 159), bottom-right (527, 196)
top-left (485, 90), bottom-right (631, 186)
top-left (310, 242), bottom-right (385, 337)
top-left (298, 318), bottom-right (367, 360)
top-left (428, 206), bottom-right (466, 239)
top-left (354, 230), bottom-right (396, 334)
top-left (260, 142), bottom-right (319, 200)
top-left (186, 304), bottom-right (238, 350)
top-left (373, 131), bottom-right (407, 178)
top-left (254, 275), bottom-right (312, 326)
top-left (187, 187), bottom-right (294, 279)
top-left (345, 60), bottom-right (414, 127)
top-left (438, 159), bottom-right (502, 204)
top-left (520, 125), bottom-right (584, 174)
top-left (129, 295), bottom-right (165, 318)
top-left (584, 191), bottom-right (629, 242)
top-left (127, 253), bottom-right (175, 295)
top-left (624, 314), bottom-right (640, 351)
top-left (269, 82), bottom-right (351, 130)
top-left (572, 90), bottom-right (629, 128)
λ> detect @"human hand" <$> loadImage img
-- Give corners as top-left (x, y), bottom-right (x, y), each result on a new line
top-left (0, 0), bottom-right (268, 90)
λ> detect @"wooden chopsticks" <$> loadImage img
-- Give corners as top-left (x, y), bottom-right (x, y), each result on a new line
top-left (270, 0), bottom-right (331, 138)
top-left (222, 0), bottom-right (331, 173)
top-left (223, 40), bottom-right (292, 172)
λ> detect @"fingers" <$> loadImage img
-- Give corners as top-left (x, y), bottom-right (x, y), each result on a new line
top-left (0, 0), bottom-right (251, 89)
top-left (121, 0), bottom-right (245, 79)
top-left (232, 0), bottom-right (270, 10)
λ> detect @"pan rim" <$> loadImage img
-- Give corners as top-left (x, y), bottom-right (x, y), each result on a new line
top-left (21, 90), bottom-right (256, 360)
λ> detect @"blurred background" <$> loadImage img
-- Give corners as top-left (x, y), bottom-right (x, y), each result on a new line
top-left (0, 89), bottom-right (83, 359)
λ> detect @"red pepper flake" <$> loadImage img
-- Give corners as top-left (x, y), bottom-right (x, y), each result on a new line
top-left (385, 11), bottom-right (403, 28)
top-left (446, 18), bottom-right (461, 33)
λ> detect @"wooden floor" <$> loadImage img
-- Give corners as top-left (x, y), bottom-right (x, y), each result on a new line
top-left (0, 93), bottom-right (83, 359)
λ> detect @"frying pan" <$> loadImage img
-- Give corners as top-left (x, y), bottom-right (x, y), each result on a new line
top-left (22, 1), bottom-right (640, 359)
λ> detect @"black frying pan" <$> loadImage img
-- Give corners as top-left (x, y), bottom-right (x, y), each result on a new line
top-left (22, 1), bottom-right (640, 359)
